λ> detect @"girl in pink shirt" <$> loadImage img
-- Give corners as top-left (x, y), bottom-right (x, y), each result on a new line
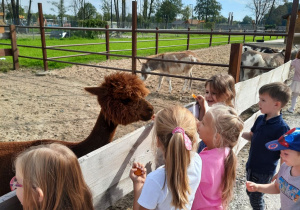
top-left (192, 105), bottom-right (244, 210)
top-left (288, 50), bottom-right (300, 113)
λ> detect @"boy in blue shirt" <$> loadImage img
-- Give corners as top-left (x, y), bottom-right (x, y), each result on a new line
top-left (246, 128), bottom-right (300, 210)
top-left (242, 82), bottom-right (291, 210)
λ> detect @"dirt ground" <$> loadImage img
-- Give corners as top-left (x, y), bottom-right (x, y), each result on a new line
top-left (1, 43), bottom-right (299, 209)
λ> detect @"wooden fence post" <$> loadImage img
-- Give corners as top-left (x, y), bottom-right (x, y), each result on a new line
top-left (187, 27), bottom-right (190, 50)
top-left (284, 0), bottom-right (299, 62)
top-left (10, 25), bottom-right (19, 70)
top-left (228, 43), bottom-right (243, 83)
top-left (38, 3), bottom-right (48, 71)
top-left (131, 1), bottom-right (137, 75)
top-left (105, 25), bottom-right (110, 60)
top-left (253, 30), bottom-right (256, 42)
top-left (209, 28), bottom-right (213, 47)
top-left (243, 29), bottom-right (246, 43)
top-left (228, 29), bottom-right (231, 44)
top-left (155, 27), bottom-right (159, 54)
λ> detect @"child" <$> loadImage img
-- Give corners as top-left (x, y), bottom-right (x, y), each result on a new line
top-left (246, 127), bottom-right (300, 210)
top-left (242, 82), bottom-right (291, 210)
top-left (192, 104), bottom-right (244, 209)
top-left (194, 74), bottom-right (236, 152)
top-left (288, 50), bottom-right (300, 113)
top-left (130, 105), bottom-right (202, 210)
top-left (10, 143), bottom-right (94, 210)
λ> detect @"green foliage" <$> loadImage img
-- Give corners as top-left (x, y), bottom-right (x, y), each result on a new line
top-left (265, 24), bottom-right (276, 30)
top-left (77, 19), bottom-right (108, 38)
top-left (242, 15), bottom-right (253, 24)
top-left (264, 2), bottom-right (292, 26)
top-left (204, 22), bottom-right (215, 29)
top-left (155, 0), bottom-right (183, 23)
top-left (194, 0), bottom-right (222, 22)
top-left (77, 3), bottom-right (97, 20)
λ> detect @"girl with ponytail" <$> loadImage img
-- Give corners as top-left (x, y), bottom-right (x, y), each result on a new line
top-left (130, 105), bottom-right (202, 210)
top-left (192, 104), bottom-right (244, 209)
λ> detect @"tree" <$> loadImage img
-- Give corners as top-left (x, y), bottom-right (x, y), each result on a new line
top-left (27, 0), bottom-right (33, 26)
top-left (48, 0), bottom-right (67, 26)
top-left (101, 0), bottom-right (111, 22)
top-left (181, 5), bottom-right (192, 20)
top-left (246, 0), bottom-right (280, 25)
top-left (155, 0), bottom-right (183, 28)
top-left (264, 2), bottom-right (292, 26)
top-left (242, 15), bottom-right (253, 24)
top-left (77, 2), bottom-right (97, 20)
top-left (194, 0), bottom-right (221, 22)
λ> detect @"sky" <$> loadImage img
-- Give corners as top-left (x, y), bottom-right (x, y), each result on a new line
top-left (23, 0), bottom-right (254, 22)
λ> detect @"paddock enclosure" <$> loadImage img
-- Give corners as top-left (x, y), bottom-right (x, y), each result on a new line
top-left (0, 46), bottom-right (293, 208)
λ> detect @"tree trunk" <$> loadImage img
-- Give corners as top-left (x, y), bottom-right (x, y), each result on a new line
top-left (27, 0), bottom-right (32, 27)
top-left (114, 0), bottom-right (120, 28)
top-left (121, 0), bottom-right (125, 28)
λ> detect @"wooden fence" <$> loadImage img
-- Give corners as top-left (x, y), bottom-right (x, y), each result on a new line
top-left (0, 25), bottom-right (19, 69)
top-left (0, 1), bottom-right (294, 83)
top-left (0, 60), bottom-right (292, 209)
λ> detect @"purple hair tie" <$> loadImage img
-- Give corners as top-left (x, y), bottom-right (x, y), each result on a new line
top-left (172, 127), bottom-right (192, 151)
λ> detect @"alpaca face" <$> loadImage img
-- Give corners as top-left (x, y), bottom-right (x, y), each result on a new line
top-left (85, 72), bottom-right (154, 125)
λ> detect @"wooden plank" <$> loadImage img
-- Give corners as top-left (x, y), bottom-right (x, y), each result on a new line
top-left (0, 27), bottom-right (4, 33)
top-left (0, 32), bottom-right (10, 39)
top-left (0, 191), bottom-right (22, 210)
top-left (0, 49), bottom-right (12, 56)
top-left (79, 123), bottom-right (157, 209)
top-left (10, 25), bottom-right (19, 70)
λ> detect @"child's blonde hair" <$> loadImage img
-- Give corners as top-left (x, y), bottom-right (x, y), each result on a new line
top-left (296, 50), bottom-right (300, 59)
top-left (207, 104), bottom-right (244, 208)
top-left (205, 74), bottom-right (236, 107)
top-left (154, 105), bottom-right (197, 209)
top-left (15, 143), bottom-right (93, 210)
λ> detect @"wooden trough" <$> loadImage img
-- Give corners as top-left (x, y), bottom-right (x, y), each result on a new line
top-left (0, 61), bottom-right (292, 210)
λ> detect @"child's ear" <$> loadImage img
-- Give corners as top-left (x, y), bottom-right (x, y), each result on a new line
top-left (35, 187), bottom-right (44, 203)
top-left (275, 100), bottom-right (282, 108)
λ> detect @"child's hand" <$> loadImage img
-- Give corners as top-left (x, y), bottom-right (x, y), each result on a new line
top-left (194, 94), bottom-right (206, 108)
top-left (130, 162), bottom-right (147, 184)
top-left (246, 181), bottom-right (258, 192)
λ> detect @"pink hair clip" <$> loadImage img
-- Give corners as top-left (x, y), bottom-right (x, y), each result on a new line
top-left (172, 127), bottom-right (192, 151)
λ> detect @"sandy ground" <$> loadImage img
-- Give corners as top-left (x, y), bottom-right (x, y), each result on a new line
top-left (1, 43), bottom-right (299, 210)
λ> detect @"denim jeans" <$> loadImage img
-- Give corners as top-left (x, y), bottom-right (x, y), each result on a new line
top-left (246, 169), bottom-right (274, 210)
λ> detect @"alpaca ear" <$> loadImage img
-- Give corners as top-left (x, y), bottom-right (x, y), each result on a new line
top-left (35, 187), bottom-right (44, 203)
top-left (85, 87), bottom-right (102, 96)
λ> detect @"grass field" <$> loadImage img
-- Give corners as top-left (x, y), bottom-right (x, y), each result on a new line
top-left (0, 33), bottom-right (279, 72)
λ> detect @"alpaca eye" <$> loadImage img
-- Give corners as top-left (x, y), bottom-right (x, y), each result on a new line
top-left (121, 98), bottom-right (132, 105)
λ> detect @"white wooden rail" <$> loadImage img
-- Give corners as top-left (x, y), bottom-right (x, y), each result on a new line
top-left (0, 61), bottom-right (291, 210)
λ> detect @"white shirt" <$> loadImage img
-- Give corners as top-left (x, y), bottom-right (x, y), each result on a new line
top-left (138, 152), bottom-right (202, 210)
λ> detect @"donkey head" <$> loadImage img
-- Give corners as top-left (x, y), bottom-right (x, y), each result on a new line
top-left (140, 63), bottom-right (152, 81)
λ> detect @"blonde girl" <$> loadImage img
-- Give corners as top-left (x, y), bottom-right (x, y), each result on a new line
top-left (130, 105), bottom-right (202, 210)
top-left (195, 74), bottom-right (236, 152)
top-left (192, 104), bottom-right (244, 210)
top-left (11, 143), bottom-right (93, 210)
top-left (288, 50), bottom-right (300, 113)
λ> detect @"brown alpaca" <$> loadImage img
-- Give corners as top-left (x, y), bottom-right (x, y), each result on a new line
top-left (0, 72), bottom-right (154, 196)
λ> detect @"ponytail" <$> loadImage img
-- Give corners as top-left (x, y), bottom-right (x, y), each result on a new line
top-left (221, 148), bottom-right (237, 208)
top-left (154, 105), bottom-right (197, 209)
top-left (165, 132), bottom-right (191, 209)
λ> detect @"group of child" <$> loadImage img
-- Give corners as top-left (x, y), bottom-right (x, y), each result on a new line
top-left (9, 52), bottom-right (300, 210)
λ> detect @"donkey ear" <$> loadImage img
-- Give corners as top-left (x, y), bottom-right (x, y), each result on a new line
top-left (85, 87), bottom-right (102, 96)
